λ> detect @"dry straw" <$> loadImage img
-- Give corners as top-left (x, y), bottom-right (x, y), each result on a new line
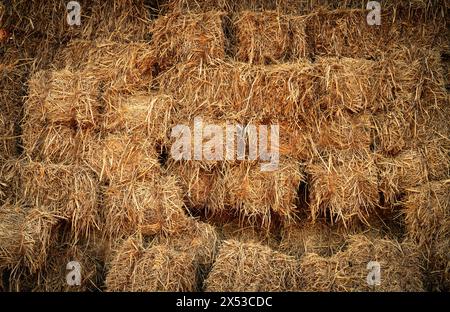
top-left (205, 240), bottom-right (301, 291)
top-left (103, 175), bottom-right (188, 240)
top-left (222, 160), bottom-right (303, 226)
top-left (300, 234), bottom-right (424, 291)
top-left (0, 113), bottom-right (16, 159)
top-left (87, 133), bottom-right (160, 183)
top-left (377, 150), bottom-right (428, 204)
top-left (150, 11), bottom-right (226, 70)
top-left (106, 235), bottom-right (143, 292)
top-left (316, 57), bottom-right (395, 114)
top-left (17, 161), bottom-right (99, 240)
top-left (234, 11), bottom-right (309, 64)
top-left (279, 221), bottom-right (346, 258)
top-left (102, 92), bottom-right (175, 145)
top-left (53, 40), bottom-right (156, 90)
top-left (307, 149), bottom-right (379, 227)
top-left (221, 219), bottom-right (279, 249)
top-left (403, 181), bottom-right (449, 291)
top-left (0, 202), bottom-right (60, 274)
top-left (130, 245), bottom-right (198, 292)
top-left (155, 218), bottom-right (219, 266)
top-left (157, 59), bottom-right (319, 120)
top-left (24, 69), bottom-right (101, 127)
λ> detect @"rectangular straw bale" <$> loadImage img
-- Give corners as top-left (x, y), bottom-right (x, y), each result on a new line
top-left (221, 219), bottom-right (279, 249)
top-left (372, 107), bottom-right (416, 156)
top-left (0, 202), bottom-right (60, 273)
top-left (308, 111), bottom-right (374, 153)
top-left (19, 161), bottom-right (99, 239)
top-left (205, 240), bottom-right (301, 291)
top-left (300, 234), bottom-right (424, 291)
top-left (103, 175), bottom-right (188, 240)
top-left (167, 161), bottom-right (223, 210)
top-left (25, 69), bottom-right (101, 127)
top-left (377, 150), bottom-right (428, 204)
top-left (234, 11), bottom-right (309, 64)
top-left (150, 12), bottom-right (226, 70)
top-left (222, 159), bottom-right (303, 226)
top-left (22, 242), bottom-right (104, 292)
top-left (154, 218), bottom-right (219, 266)
top-left (403, 181), bottom-right (449, 291)
top-left (158, 60), bottom-right (319, 119)
top-left (54, 40), bottom-right (157, 89)
top-left (102, 92), bottom-right (175, 144)
top-left (12, 0), bottom-right (151, 42)
top-left (308, 9), bottom-right (401, 59)
top-left (130, 245), bottom-right (198, 292)
top-left (22, 123), bottom-right (100, 165)
top-left (279, 221), bottom-right (346, 258)
top-left (87, 134), bottom-right (161, 183)
top-left (106, 236), bottom-right (144, 292)
top-left (307, 149), bottom-right (379, 227)
top-left (316, 57), bottom-right (395, 113)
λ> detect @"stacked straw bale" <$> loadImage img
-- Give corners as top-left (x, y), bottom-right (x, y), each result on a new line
top-left (205, 240), bottom-right (301, 291)
top-left (307, 150), bottom-right (379, 227)
top-left (279, 221), bottom-right (346, 258)
top-left (0, 202), bottom-right (60, 274)
top-left (300, 235), bottom-right (424, 291)
top-left (106, 234), bottom-right (201, 292)
top-left (150, 12), bottom-right (226, 70)
top-left (103, 174), bottom-right (188, 239)
top-left (14, 161), bottom-right (100, 240)
top-left (403, 181), bottom-right (450, 291)
top-left (157, 59), bottom-right (319, 119)
top-left (221, 160), bottom-right (303, 225)
top-left (234, 11), bottom-right (309, 64)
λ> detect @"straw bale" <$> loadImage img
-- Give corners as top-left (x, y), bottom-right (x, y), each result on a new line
top-left (403, 181), bottom-right (449, 290)
top-left (131, 245), bottom-right (197, 292)
top-left (150, 11), bottom-right (226, 70)
top-left (102, 92), bottom-right (175, 144)
top-left (421, 139), bottom-right (449, 181)
top-left (279, 221), bottom-right (346, 258)
top-left (221, 219), bottom-right (279, 249)
top-left (25, 69), bottom-right (101, 127)
top-left (300, 235), bottom-right (424, 291)
top-left (377, 150), bottom-right (428, 204)
top-left (158, 59), bottom-right (319, 119)
top-left (53, 40), bottom-right (156, 88)
top-left (307, 149), bottom-right (379, 226)
top-left (155, 219), bottom-right (219, 266)
top-left (167, 161), bottom-right (222, 209)
top-left (106, 236), bottom-right (144, 292)
top-left (316, 57), bottom-right (394, 114)
top-left (19, 161), bottom-right (99, 239)
top-left (308, 111), bottom-right (374, 153)
top-left (0, 202), bottom-right (60, 273)
top-left (308, 9), bottom-right (401, 59)
top-left (11, 0), bottom-right (151, 42)
top-left (22, 242), bottom-right (104, 292)
top-left (234, 11), bottom-right (308, 64)
top-left (205, 240), bottom-right (301, 291)
top-left (103, 175), bottom-right (188, 240)
top-left (372, 108), bottom-right (417, 156)
top-left (87, 134), bottom-right (161, 183)
top-left (222, 160), bottom-right (303, 225)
